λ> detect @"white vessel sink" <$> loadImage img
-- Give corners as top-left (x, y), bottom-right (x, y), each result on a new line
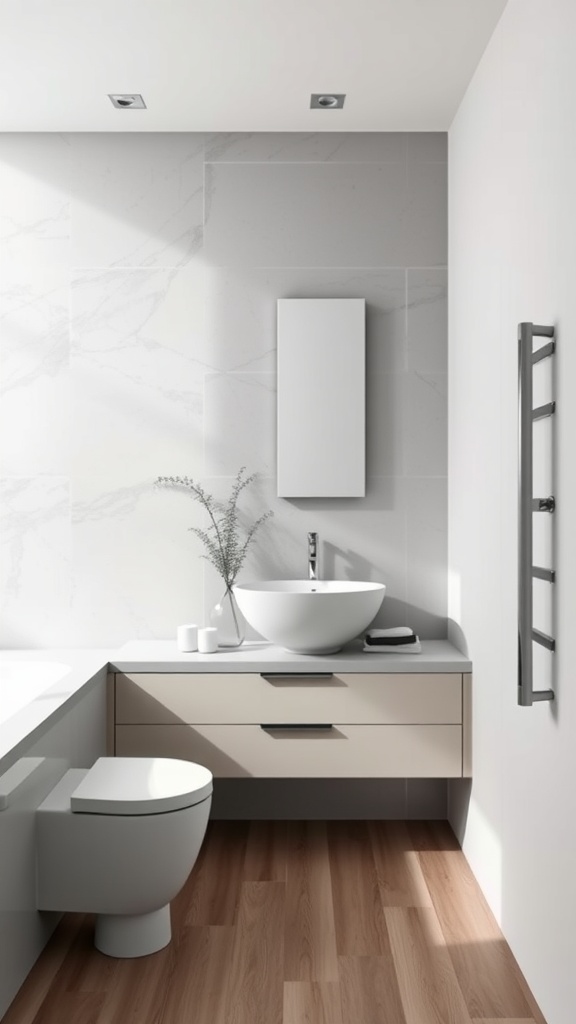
top-left (233, 580), bottom-right (386, 655)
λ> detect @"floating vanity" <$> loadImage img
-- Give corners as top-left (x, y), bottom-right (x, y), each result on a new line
top-left (110, 640), bottom-right (472, 781)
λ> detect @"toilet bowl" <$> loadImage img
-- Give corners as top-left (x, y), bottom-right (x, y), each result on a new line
top-left (36, 757), bottom-right (212, 957)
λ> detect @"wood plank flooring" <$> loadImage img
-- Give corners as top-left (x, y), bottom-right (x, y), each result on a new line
top-left (2, 821), bottom-right (547, 1024)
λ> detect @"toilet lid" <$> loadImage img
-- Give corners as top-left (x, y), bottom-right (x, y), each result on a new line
top-left (70, 757), bottom-right (213, 815)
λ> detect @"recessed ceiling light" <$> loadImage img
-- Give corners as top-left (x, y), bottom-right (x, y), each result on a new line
top-left (310, 93), bottom-right (345, 109)
top-left (108, 94), bottom-right (146, 109)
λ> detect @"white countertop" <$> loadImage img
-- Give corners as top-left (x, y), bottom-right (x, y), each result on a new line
top-left (110, 639), bottom-right (471, 674)
top-left (0, 639), bottom-right (471, 769)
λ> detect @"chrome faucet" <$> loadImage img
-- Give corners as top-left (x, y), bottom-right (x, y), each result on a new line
top-left (308, 532), bottom-right (319, 581)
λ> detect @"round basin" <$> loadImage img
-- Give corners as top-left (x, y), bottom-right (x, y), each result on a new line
top-left (233, 580), bottom-right (386, 655)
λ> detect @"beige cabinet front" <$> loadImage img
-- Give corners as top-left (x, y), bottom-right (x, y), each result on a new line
top-left (115, 672), bottom-right (462, 725)
top-left (115, 723), bottom-right (463, 778)
top-left (113, 671), bottom-right (466, 779)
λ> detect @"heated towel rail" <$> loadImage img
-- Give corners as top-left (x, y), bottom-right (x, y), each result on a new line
top-left (518, 322), bottom-right (556, 706)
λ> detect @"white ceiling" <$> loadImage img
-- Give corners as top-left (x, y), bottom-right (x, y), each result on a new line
top-left (0, 0), bottom-right (507, 132)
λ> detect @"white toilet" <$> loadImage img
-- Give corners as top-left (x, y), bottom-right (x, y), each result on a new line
top-left (36, 757), bottom-right (213, 958)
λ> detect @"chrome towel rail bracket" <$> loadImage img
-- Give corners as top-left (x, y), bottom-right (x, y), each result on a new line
top-left (532, 496), bottom-right (555, 513)
top-left (518, 321), bottom-right (556, 706)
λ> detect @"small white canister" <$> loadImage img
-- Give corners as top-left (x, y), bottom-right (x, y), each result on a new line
top-left (197, 627), bottom-right (218, 654)
top-left (177, 624), bottom-right (198, 652)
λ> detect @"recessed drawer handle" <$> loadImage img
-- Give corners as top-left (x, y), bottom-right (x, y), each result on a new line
top-left (261, 673), bottom-right (334, 681)
top-left (260, 723), bottom-right (334, 730)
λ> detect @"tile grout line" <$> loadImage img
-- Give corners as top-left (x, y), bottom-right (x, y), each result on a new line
top-left (68, 264), bottom-right (448, 271)
top-left (203, 160), bottom-right (447, 167)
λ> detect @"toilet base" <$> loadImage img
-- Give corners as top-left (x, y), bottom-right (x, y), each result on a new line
top-left (94, 905), bottom-right (171, 958)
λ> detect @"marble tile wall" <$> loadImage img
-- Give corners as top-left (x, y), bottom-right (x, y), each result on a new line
top-left (0, 132), bottom-right (447, 647)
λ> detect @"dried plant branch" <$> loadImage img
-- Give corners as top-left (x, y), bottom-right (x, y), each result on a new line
top-left (155, 467), bottom-right (273, 589)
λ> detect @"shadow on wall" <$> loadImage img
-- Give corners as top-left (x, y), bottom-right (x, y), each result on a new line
top-left (0, 133), bottom-right (206, 267)
top-left (447, 778), bottom-right (472, 846)
top-left (238, 487), bottom-right (449, 639)
top-left (447, 617), bottom-right (469, 658)
top-left (446, 617), bottom-right (471, 846)
top-left (0, 131), bottom-right (448, 650)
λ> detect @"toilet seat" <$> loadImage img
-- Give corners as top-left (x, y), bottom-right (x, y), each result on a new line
top-left (69, 757), bottom-right (213, 815)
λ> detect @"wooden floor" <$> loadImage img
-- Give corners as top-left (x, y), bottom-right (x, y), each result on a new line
top-left (3, 821), bottom-right (546, 1024)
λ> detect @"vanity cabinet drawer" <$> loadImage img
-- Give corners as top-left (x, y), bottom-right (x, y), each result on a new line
top-left (115, 672), bottom-right (462, 726)
top-left (115, 723), bottom-right (462, 778)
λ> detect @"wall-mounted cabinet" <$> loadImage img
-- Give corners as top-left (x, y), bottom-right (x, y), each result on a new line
top-left (277, 298), bottom-right (366, 497)
top-left (114, 671), bottom-right (469, 779)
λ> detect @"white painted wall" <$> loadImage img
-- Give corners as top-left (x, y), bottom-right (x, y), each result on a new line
top-left (448, 1), bottom-right (576, 1020)
top-left (0, 132), bottom-right (448, 648)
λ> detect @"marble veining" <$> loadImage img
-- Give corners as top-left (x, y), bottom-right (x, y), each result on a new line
top-left (0, 477), bottom-right (71, 646)
top-left (70, 267), bottom-right (207, 484)
top-left (0, 134), bottom-right (71, 270)
top-left (202, 266), bottom-right (408, 374)
top-left (406, 268), bottom-right (448, 372)
top-left (204, 372), bottom-right (276, 477)
top-left (205, 131), bottom-right (448, 166)
top-left (0, 270), bottom-right (70, 476)
top-left (70, 134), bottom-right (205, 268)
top-left (204, 160), bottom-right (447, 267)
top-left (71, 479), bottom-right (205, 645)
top-left (0, 132), bottom-right (448, 646)
top-left (204, 131), bottom-right (408, 164)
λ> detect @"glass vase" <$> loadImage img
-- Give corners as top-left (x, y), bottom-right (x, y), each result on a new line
top-left (209, 585), bottom-right (245, 647)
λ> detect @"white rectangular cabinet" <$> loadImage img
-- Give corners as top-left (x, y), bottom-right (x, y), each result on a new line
top-left (114, 672), bottom-right (469, 779)
top-left (277, 298), bottom-right (366, 497)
